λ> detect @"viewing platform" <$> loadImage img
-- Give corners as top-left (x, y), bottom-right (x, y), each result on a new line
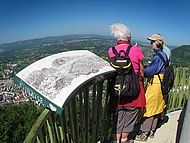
top-left (13, 50), bottom-right (190, 143)
top-left (133, 110), bottom-right (182, 143)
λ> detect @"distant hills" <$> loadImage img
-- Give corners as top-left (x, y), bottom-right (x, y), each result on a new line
top-left (0, 34), bottom-right (113, 51)
top-left (0, 34), bottom-right (189, 66)
top-left (171, 45), bottom-right (190, 65)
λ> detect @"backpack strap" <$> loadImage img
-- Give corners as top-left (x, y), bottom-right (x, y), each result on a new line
top-left (125, 45), bottom-right (132, 56)
top-left (112, 45), bottom-right (132, 57)
top-left (156, 53), bottom-right (168, 89)
top-left (120, 45), bottom-right (140, 77)
top-left (112, 47), bottom-right (120, 57)
top-left (157, 53), bottom-right (169, 67)
top-left (126, 45), bottom-right (140, 77)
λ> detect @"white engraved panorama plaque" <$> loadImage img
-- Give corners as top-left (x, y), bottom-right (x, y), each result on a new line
top-left (14, 50), bottom-right (114, 114)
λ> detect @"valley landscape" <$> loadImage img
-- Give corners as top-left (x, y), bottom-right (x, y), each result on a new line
top-left (0, 34), bottom-right (189, 142)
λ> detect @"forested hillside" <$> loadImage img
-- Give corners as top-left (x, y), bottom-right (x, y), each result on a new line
top-left (171, 45), bottom-right (190, 65)
top-left (0, 102), bottom-right (45, 142)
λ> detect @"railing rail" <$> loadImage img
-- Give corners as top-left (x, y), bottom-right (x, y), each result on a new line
top-left (167, 65), bottom-right (190, 112)
top-left (24, 65), bottom-right (190, 143)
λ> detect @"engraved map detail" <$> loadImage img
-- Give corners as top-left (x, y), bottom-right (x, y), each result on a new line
top-left (23, 53), bottom-right (108, 100)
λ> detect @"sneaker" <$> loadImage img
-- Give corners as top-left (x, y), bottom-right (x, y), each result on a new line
top-left (157, 118), bottom-right (164, 128)
top-left (135, 130), bottom-right (142, 140)
top-left (149, 130), bottom-right (155, 138)
top-left (120, 139), bottom-right (134, 143)
top-left (135, 134), bottom-right (142, 141)
top-left (120, 138), bottom-right (133, 143)
top-left (135, 132), bottom-right (148, 141)
top-left (126, 139), bottom-right (134, 143)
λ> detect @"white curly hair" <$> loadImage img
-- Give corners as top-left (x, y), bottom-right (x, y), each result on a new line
top-left (109, 23), bottom-right (131, 41)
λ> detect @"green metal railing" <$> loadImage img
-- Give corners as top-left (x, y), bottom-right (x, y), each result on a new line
top-left (24, 65), bottom-right (190, 143)
top-left (167, 65), bottom-right (190, 112)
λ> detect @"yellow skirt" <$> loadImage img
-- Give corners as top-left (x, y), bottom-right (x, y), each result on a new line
top-left (143, 74), bottom-right (166, 117)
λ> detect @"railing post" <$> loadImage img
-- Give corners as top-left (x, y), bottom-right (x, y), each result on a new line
top-left (179, 94), bottom-right (190, 143)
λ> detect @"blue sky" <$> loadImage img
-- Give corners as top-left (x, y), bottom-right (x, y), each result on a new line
top-left (1, 0), bottom-right (190, 46)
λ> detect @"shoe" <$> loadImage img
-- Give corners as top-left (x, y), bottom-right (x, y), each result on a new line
top-left (120, 139), bottom-right (133, 143)
top-left (126, 139), bottom-right (134, 143)
top-left (135, 134), bottom-right (142, 141)
top-left (157, 115), bottom-right (169, 128)
top-left (120, 139), bottom-right (134, 143)
top-left (149, 130), bottom-right (155, 138)
top-left (135, 130), bottom-right (142, 140)
top-left (135, 132), bottom-right (148, 141)
top-left (157, 118), bottom-right (164, 128)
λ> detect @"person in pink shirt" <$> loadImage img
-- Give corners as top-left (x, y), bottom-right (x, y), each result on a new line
top-left (108, 23), bottom-right (146, 143)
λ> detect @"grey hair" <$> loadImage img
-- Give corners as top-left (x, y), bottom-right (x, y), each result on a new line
top-left (109, 23), bottom-right (131, 41)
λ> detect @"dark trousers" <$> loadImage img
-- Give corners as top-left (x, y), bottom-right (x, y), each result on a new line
top-left (140, 115), bottom-right (159, 133)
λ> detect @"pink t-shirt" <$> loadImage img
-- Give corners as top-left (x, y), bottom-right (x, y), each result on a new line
top-left (108, 44), bottom-right (146, 109)
top-left (108, 44), bottom-right (144, 73)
